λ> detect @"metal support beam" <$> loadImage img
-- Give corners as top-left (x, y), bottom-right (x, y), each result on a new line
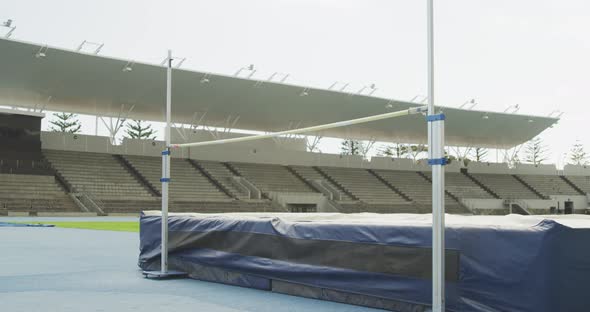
top-left (270, 121), bottom-right (302, 146)
top-left (205, 115), bottom-right (240, 140)
top-left (99, 104), bottom-right (135, 145)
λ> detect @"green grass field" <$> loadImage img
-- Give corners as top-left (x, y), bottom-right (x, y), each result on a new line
top-left (22, 221), bottom-right (139, 232)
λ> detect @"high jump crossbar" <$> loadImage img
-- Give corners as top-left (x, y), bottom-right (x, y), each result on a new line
top-left (172, 106), bottom-right (428, 149)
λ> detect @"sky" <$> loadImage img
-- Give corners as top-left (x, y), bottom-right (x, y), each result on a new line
top-left (2, 0), bottom-right (590, 165)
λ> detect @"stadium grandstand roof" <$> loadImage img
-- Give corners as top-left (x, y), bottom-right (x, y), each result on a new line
top-left (0, 38), bottom-right (558, 148)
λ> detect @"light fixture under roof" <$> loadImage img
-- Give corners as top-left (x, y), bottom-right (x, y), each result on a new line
top-left (385, 99), bottom-right (396, 109)
top-left (300, 88), bottom-right (310, 97)
top-left (122, 61), bottom-right (134, 72)
top-left (200, 73), bottom-right (211, 84)
top-left (35, 45), bottom-right (48, 58)
top-left (482, 114), bottom-right (489, 120)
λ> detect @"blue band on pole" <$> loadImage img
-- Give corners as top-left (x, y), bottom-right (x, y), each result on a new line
top-left (160, 178), bottom-right (170, 182)
top-left (426, 114), bottom-right (446, 122)
top-left (428, 158), bottom-right (447, 166)
top-left (161, 150), bottom-right (170, 155)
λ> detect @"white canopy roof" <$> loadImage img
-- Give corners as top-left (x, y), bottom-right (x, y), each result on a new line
top-left (0, 38), bottom-right (558, 148)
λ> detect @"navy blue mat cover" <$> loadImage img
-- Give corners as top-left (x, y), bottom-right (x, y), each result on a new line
top-left (138, 213), bottom-right (590, 312)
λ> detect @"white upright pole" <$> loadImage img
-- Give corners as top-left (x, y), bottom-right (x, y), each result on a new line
top-left (143, 50), bottom-right (186, 279)
top-left (160, 49), bottom-right (172, 274)
top-left (427, 1), bottom-right (446, 311)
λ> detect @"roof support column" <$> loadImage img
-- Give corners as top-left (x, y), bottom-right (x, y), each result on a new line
top-left (205, 115), bottom-right (240, 140)
top-left (99, 104), bottom-right (135, 145)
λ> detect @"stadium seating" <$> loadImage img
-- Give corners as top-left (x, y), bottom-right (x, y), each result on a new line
top-left (470, 173), bottom-right (541, 199)
top-left (319, 167), bottom-right (409, 204)
top-left (124, 156), bottom-right (231, 202)
top-left (44, 150), bottom-right (154, 200)
top-left (423, 172), bottom-right (494, 199)
top-left (22, 149), bottom-right (588, 215)
top-left (196, 160), bottom-right (251, 200)
top-left (517, 174), bottom-right (581, 197)
top-left (290, 165), bottom-right (355, 201)
top-left (374, 170), bottom-right (456, 205)
top-left (229, 162), bottom-right (315, 194)
top-left (564, 176), bottom-right (590, 194)
top-left (0, 173), bottom-right (77, 212)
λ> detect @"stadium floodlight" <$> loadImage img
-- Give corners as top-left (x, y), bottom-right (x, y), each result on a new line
top-left (254, 72), bottom-right (290, 88)
top-left (1, 19), bottom-right (16, 38)
top-left (77, 40), bottom-right (104, 54)
top-left (267, 72), bottom-right (290, 83)
top-left (234, 64), bottom-right (256, 78)
top-left (357, 83), bottom-right (378, 96)
top-left (459, 99), bottom-right (475, 109)
top-left (504, 104), bottom-right (520, 113)
top-left (548, 110), bottom-right (564, 118)
top-left (328, 81), bottom-right (350, 92)
top-left (482, 114), bottom-right (490, 120)
top-left (299, 88), bottom-right (310, 97)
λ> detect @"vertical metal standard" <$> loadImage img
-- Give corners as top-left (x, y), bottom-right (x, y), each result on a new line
top-left (142, 50), bottom-right (186, 279)
top-left (427, 1), bottom-right (446, 312)
top-left (161, 49), bottom-right (173, 273)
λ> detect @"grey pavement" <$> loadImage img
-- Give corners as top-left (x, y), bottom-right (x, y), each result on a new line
top-left (0, 226), bottom-right (379, 312)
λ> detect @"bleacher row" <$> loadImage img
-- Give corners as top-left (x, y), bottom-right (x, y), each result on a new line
top-left (1, 149), bottom-right (589, 215)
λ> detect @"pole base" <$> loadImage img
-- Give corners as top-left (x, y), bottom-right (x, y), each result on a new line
top-left (142, 270), bottom-right (188, 279)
